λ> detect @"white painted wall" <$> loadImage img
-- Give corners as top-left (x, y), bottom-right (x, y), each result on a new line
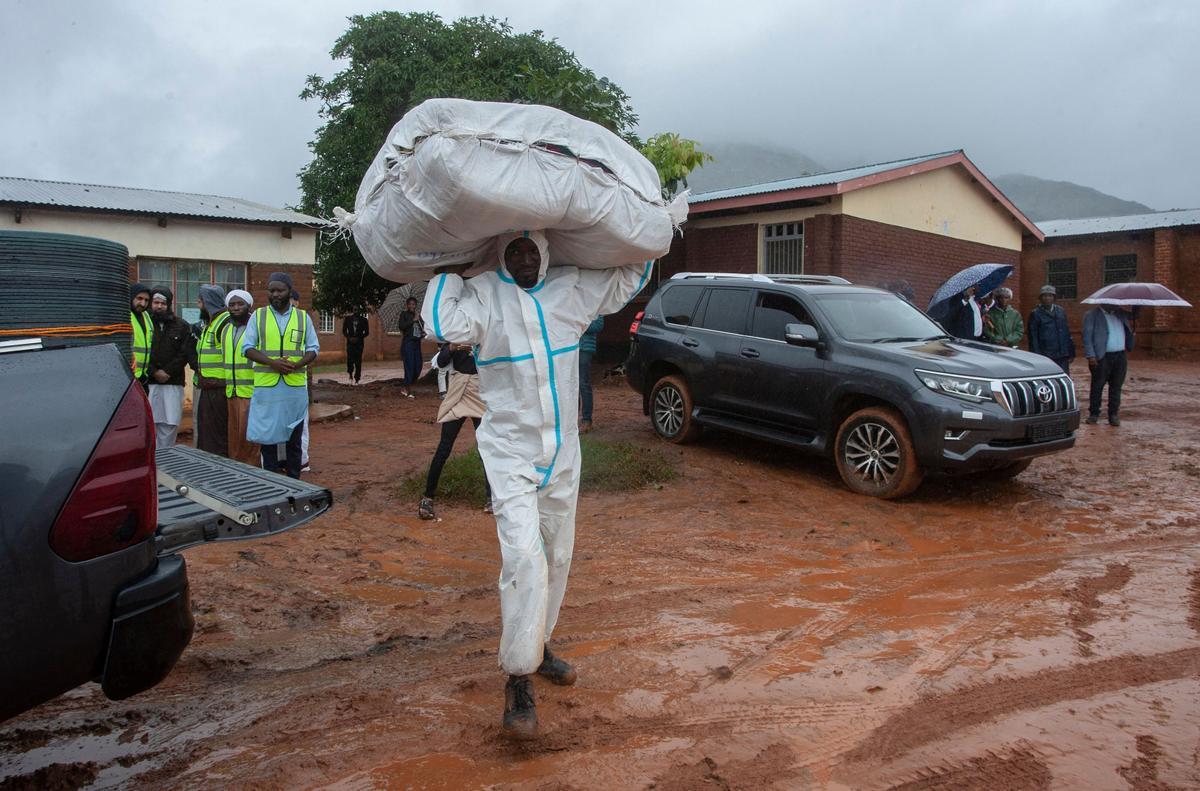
top-left (840, 166), bottom-right (1023, 251)
top-left (0, 207), bottom-right (317, 265)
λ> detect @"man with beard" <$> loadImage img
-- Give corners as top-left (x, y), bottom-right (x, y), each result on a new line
top-left (241, 274), bottom-right (319, 478)
top-left (221, 290), bottom-right (259, 465)
top-left (425, 230), bottom-right (650, 739)
top-left (192, 285), bottom-right (230, 455)
top-left (147, 287), bottom-right (190, 448)
top-left (129, 283), bottom-right (153, 391)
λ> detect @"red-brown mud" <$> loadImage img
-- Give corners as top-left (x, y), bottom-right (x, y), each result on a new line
top-left (3, 360), bottom-right (1200, 789)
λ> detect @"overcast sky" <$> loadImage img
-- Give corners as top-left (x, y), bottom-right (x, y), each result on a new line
top-left (3, 0), bottom-right (1196, 212)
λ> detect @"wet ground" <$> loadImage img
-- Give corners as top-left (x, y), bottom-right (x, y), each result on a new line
top-left (3, 360), bottom-right (1200, 790)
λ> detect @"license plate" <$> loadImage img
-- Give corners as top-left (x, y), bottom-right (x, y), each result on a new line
top-left (1027, 420), bottom-right (1069, 442)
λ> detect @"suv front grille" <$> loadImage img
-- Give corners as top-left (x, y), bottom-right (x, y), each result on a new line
top-left (999, 375), bottom-right (1076, 417)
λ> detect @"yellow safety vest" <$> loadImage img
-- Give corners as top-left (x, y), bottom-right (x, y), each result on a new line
top-left (250, 307), bottom-right (308, 388)
top-left (130, 310), bottom-right (153, 377)
top-left (195, 312), bottom-right (231, 383)
top-left (222, 320), bottom-right (254, 398)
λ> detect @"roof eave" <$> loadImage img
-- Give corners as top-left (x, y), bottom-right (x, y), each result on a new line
top-left (687, 151), bottom-right (1045, 241)
top-left (0, 200), bottom-right (325, 228)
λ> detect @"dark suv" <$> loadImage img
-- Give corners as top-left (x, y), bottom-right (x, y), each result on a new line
top-left (626, 273), bottom-right (1080, 498)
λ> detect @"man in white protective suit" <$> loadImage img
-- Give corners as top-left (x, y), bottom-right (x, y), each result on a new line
top-left (424, 230), bottom-right (651, 739)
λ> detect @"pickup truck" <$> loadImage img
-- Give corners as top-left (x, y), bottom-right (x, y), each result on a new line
top-left (0, 337), bottom-right (332, 723)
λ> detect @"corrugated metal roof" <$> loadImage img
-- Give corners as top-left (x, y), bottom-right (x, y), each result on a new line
top-left (687, 150), bottom-right (960, 204)
top-left (1038, 209), bottom-right (1200, 238)
top-left (0, 176), bottom-right (324, 226)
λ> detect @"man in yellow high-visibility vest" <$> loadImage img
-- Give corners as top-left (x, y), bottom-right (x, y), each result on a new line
top-left (222, 289), bottom-right (259, 466)
top-left (130, 282), bottom-right (153, 390)
top-left (241, 273), bottom-right (319, 478)
top-left (193, 285), bottom-right (231, 456)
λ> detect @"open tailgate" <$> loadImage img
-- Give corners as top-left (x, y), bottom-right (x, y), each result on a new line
top-left (155, 446), bottom-right (332, 555)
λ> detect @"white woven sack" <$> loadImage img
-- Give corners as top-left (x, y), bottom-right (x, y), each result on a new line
top-left (339, 98), bottom-right (688, 281)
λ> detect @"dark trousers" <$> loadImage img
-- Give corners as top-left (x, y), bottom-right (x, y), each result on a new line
top-left (346, 340), bottom-right (364, 382)
top-left (195, 387), bottom-right (229, 456)
top-left (1053, 357), bottom-right (1072, 375)
top-left (261, 420), bottom-right (304, 479)
top-left (1089, 351), bottom-right (1127, 419)
top-left (578, 350), bottom-right (595, 422)
top-left (424, 417), bottom-right (489, 499)
top-left (402, 337), bottom-right (423, 386)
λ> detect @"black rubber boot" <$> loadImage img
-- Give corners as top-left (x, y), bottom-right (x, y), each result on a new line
top-left (537, 645), bottom-right (577, 686)
top-left (502, 674), bottom-right (538, 740)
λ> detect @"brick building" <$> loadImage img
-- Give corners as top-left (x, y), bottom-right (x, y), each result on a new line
top-left (600, 151), bottom-right (1043, 357)
top-left (0, 176), bottom-right (407, 365)
top-left (1023, 210), bottom-right (1200, 357)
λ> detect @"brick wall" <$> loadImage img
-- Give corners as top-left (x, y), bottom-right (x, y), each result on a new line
top-left (814, 215), bottom-right (1021, 308)
top-left (1019, 225), bottom-right (1200, 358)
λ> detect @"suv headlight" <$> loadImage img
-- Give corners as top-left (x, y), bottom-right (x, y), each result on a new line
top-left (915, 370), bottom-right (996, 403)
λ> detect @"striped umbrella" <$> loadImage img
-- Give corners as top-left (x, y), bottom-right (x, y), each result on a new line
top-left (377, 281), bottom-right (429, 332)
top-left (1081, 282), bottom-right (1191, 307)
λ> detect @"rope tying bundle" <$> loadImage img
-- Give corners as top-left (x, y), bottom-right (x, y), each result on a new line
top-left (0, 322), bottom-right (133, 338)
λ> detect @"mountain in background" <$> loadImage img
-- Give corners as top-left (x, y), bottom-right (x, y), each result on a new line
top-left (684, 141), bottom-right (825, 194)
top-left (992, 174), bottom-right (1154, 222)
top-left (685, 141), bottom-right (1155, 222)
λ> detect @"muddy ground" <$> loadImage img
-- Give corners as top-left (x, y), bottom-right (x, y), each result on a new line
top-left (3, 360), bottom-right (1200, 790)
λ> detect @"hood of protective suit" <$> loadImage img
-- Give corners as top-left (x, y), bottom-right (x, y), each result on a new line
top-left (199, 284), bottom-right (227, 317)
top-left (496, 230), bottom-right (550, 287)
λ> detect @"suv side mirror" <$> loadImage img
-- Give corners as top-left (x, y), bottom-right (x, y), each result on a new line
top-left (784, 323), bottom-right (820, 346)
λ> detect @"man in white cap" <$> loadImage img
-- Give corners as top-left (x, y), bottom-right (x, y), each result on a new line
top-left (425, 230), bottom-right (650, 739)
top-left (222, 289), bottom-right (259, 465)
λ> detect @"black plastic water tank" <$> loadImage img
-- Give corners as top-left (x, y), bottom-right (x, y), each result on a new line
top-left (0, 230), bottom-right (132, 364)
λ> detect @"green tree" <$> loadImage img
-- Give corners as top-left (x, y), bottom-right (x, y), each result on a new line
top-left (298, 12), bottom-right (641, 314)
top-left (640, 133), bottom-right (713, 199)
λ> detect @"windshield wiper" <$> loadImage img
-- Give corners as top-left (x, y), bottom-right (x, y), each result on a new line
top-left (869, 336), bottom-right (924, 343)
top-left (921, 334), bottom-right (952, 341)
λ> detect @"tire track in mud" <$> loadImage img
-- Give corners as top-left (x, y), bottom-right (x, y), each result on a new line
top-left (842, 647), bottom-right (1200, 764)
top-left (1188, 568), bottom-right (1200, 636)
top-left (886, 745), bottom-right (1051, 790)
top-left (1117, 734), bottom-right (1185, 791)
top-left (1065, 562), bottom-right (1133, 657)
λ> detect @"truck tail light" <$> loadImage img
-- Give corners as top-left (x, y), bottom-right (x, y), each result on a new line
top-left (629, 311), bottom-right (645, 337)
top-left (50, 381), bottom-right (157, 562)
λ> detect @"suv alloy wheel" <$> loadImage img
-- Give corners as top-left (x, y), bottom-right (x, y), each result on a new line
top-left (650, 375), bottom-right (702, 443)
top-left (834, 406), bottom-right (924, 499)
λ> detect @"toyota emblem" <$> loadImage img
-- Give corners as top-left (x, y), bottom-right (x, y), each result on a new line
top-left (1036, 384), bottom-right (1054, 404)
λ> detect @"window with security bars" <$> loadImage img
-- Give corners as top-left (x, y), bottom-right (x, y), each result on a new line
top-left (1045, 258), bottom-right (1077, 299)
top-left (762, 222), bottom-right (804, 274)
top-left (318, 311), bottom-right (335, 334)
top-left (138, 259), bottom-right (247, 325)
top-left (1102, 254), bottom-right (1137, 285)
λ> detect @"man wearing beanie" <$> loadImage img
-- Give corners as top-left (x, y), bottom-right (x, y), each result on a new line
top-left (147, 286), bottom-right (191, 448)
top-left (240, 273), bottom-right (319, 478)
top-left (192, 284), bottom-right (231, 455)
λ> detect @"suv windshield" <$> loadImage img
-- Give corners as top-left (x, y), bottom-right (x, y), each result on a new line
top-left (815, 292), bottom-right (949, 343)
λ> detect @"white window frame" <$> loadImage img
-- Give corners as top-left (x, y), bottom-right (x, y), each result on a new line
top-left (760, 222), bottom-right (804, 275)
top-left (318, 311), bottom-right (335, 335)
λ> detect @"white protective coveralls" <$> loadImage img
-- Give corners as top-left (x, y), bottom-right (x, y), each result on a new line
top-left (423, 230), bottom-right (651, 675)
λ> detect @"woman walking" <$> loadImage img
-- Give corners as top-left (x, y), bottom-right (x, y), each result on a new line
top-left (418, 342), bottom-right (491, 520)
top-left (397, 296), bottom-right (425, 398)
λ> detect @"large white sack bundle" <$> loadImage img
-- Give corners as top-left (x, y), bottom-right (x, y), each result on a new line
top-left (338, 98), bottom-right (688, 281)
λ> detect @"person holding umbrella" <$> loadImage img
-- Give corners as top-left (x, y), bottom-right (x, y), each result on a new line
top-left (927, 263), bottom-right (1014, 342)
top-left (1027, 285), bottom-right (1074, 374)
top-left (1079, 281), bottom-right (1191, 426)
top-left (397, 296), bottom-right (426, 398)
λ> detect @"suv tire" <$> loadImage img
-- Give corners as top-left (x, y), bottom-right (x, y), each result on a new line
top-left (650, 375), bottom-right (702, 443)
top-left (834, 407), bottom-right (923, 499)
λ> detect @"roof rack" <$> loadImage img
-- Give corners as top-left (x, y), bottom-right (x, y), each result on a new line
top-left (767, 274), bottom-right (852, 285)
top-left (669, 272), bottom-right (773, 282)
top-left (668, 272), bottom-right (852, 286)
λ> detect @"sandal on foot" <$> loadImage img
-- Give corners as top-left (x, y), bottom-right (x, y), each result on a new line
top-left (418, 497), bottom-right (436, 520)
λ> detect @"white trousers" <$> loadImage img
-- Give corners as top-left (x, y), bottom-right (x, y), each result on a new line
top-left (491, 435), bottom-right (580, 676)
top-left (155, 423), bottom-right (179, 449)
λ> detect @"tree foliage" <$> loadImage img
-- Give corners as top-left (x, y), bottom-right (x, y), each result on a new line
top-left (640, 133), bottom-right (713, 199)
top-left (298, 12), bottom-right (710, 314)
